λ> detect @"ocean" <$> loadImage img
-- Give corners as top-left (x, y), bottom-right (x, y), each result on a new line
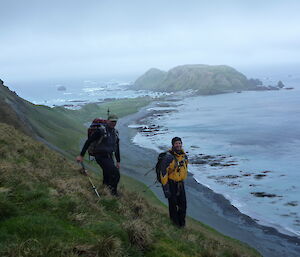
top-left (131, 86), bottom-right (300, 238)
top-left (7, 78), bottom-right (168, 108)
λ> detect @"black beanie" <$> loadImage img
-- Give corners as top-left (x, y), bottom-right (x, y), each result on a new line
top-left (172, 137), bottom-right (182, 145)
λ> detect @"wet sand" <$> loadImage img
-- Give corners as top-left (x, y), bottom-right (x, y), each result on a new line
top-left (118, 102), bottom-right (300, 257)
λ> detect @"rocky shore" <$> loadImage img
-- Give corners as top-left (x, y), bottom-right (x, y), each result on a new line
top-left (118, 102), bottom-right (300, 257)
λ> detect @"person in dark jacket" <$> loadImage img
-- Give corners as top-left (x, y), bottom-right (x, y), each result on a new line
top-left (161, 137), bottom-right (188, 227)
top-left (76, 114), bottom-right (120, 195)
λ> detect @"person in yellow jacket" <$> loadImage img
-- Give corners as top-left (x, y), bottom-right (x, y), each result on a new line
top-left (161, 137), bottom-right (188, 227)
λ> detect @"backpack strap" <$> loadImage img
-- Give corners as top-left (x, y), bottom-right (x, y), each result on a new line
top-left (98, 126), bottom-right (107, 143)
top-left (168, 150), bottom-right (188, 176)
top-left (115, 129), bottom-right (119, 140)
top-left (166, 150), bottom-right (180, 176)
top-left (168, 150), bottom-right (180, 169)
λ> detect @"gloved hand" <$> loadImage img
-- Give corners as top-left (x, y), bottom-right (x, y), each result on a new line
top-left (76, 155), bottom-right (83, 163)
top-left (162, 184), bottom-right (171, 199)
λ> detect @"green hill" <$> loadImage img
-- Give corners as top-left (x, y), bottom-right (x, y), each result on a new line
top-left (134, 68), bottom-right (167, 90)
top-left (0, 80), bottom-right (261, 257)
top-left (133, 64), bottom-right (261, 94)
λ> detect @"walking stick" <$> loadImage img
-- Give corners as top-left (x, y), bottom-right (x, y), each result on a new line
top-left (144, 167), bottom-right (154, 176)
top-left (142, 180), bottom-right (160, 193)
top-left (79, 162), bottom-right (100, 198)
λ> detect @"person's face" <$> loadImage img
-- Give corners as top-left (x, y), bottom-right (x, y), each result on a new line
top-left (107, 120), bottom-right (117, 128)
top-left (173, 140), bottom-right (182, 151)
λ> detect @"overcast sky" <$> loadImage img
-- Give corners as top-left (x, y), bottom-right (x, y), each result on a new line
top-left (1, 0), bottom-right (300, 83)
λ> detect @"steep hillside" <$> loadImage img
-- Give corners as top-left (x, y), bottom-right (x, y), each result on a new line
top-left (0, 79), bottom-right (35, 136)
top-left (133, 64), bottom-right (262, 94)
top-left (0, 80), bottom-right (85, 153)
top-left (0, 80), bottom-right (261, 256)
top-left (0, 80), bottom-right (151, 156)
top-left (0, 122), bottom-right (261, 257)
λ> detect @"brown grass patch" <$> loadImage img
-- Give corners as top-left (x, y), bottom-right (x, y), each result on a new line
top-left (93, 236), bottom-right (122, 257)
top-left (123, 219), bottom-right (152, 250)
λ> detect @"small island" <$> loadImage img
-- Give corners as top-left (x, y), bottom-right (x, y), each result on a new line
top-left (132, 64), bottom-right (285, 95)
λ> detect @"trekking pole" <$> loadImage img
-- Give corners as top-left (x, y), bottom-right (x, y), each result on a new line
top-left (79, 162), bottom-right (100, 198)
top-left (144, 167), bottom-right (154, 177)
top-left (142, 180), bottom-right (159, 193)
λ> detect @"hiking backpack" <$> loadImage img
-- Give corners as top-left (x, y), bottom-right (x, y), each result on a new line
top-left (155, 150), bottom-right (186, 184)
top-left (155, 151), bottom-right (178, 183)
top-left (87, 118), bottom-right (107, 157)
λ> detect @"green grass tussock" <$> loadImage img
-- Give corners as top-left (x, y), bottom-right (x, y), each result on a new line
top-left (123, 219), bottom-right (153, 250)
top-left (93, 235), bottom-right (123, 257)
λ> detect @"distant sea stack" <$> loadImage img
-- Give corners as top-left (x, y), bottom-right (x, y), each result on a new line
top-left (57, 85), bottom-right (67, 91)
top-left (277, 80), bottom-right (285, 88)
top-left (132, 64), bottom-right (271, 95)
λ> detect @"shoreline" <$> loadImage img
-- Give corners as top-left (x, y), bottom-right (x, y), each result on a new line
top-left (118, 101), bottom-right (300, 257)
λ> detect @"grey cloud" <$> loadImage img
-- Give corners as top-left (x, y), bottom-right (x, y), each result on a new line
top-left (0, 0), bottom-right (300, 82)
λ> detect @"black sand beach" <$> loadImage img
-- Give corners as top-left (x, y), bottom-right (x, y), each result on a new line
top-left (118, 102), bottom-right (300, 257)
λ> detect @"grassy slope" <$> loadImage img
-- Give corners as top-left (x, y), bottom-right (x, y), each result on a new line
top-left (0, 123), bottom-right (261, 257)
top-left (25, 97), bottom-right (152, 156)
top-left (0, 82), bottom-right (261, 256)
top-left (0, 83), bottom-right (36, 136)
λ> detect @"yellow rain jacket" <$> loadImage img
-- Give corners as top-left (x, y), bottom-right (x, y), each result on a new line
top-left (160, 149), bottom-right (188, 185)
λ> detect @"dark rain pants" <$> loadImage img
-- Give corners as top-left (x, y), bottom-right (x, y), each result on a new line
top-left (95, 154), bottom-right (120, 195)
top-left (168, 180), bottom-right (187, 227)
